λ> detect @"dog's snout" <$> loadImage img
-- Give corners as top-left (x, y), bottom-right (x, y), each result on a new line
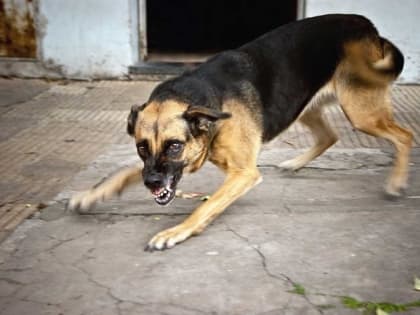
top-left (144, 173), bottom-right (164, 189)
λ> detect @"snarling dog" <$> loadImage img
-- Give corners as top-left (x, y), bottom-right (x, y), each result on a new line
top-left (68, 14), bottom-right (412, 251)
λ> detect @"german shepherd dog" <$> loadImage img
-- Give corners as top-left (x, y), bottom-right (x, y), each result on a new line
top-left (69, 14), bottom-right (412, 251)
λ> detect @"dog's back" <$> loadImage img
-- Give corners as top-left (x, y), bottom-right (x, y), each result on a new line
top-left (151, 14), bottom-right (404, 142)
top-left (237, 14), bottom-right (404, 140)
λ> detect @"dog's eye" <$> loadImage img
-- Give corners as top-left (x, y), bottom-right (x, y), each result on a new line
top-left (136, 141), bottom-right (149, 157)
top-left (166, 141), bottom-right (184, 154)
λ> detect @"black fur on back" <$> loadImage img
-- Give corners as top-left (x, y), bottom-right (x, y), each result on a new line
top-left (149, 14), bottom-right (383, 142)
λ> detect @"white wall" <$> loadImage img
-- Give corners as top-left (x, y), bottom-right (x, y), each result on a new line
top-left (306, 0), bottom-right (420, 83)
top-left (39, 0), bottom-right (139, 79)
top-left (2, 0), bottom-right (419, 81)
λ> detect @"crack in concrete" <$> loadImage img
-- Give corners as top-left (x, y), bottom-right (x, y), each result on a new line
top-left (0, 277), bottom-right (25, 285)
top-left (45, 231), bottom-right (90, 252)
top-left (283, 204), bottom-right (292, 214)
top-left (52, 239), bottom-right (212, 315)
top-left (72, 261), bottom-right (211, 315)
top-left (226, 225), bottom-right (324, 315)
top-left (257, 163), bottom-right (371, 171)
top-left (0, 236), bottom-right (37, 269)
top-left (0, 231), bottom-right (93, 303)
top-left (134, 302), bottom-right (213, 315)
top-left (0, 266), bottom-right (33, 272)
top-left (19, 297), bottom-right (61, 309)
top-left (46, 231), bottom-right (123, 310)
top-left (77, 211), bottom-right (190, 217)
top-left (55, 199), bottom-right (191, 217)
top-left (0, 239), bottom-right (94, 309)
top-left (1, 223), bottom-right (89, 263)
top-left (0, 277), bottom-right (33, 304)
top-left (278, 181), bottom-right (293, 215)
top-left (226, 226), bottom-right (287, 283)
top-left (74, 264), bottom-right (126, 315)
top-left (20, 239), bottom-right (123, 315)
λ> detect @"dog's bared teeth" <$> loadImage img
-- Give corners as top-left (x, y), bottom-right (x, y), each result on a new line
top-left (153, 187), bottom-right (175, 205)
top-left (155, 188), bottom-right (170, 200)
top-left (152, 188), bottom-right (165, 196)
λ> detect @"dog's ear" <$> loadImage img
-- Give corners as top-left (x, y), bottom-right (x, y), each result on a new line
top-left (183, 106), bottom-right (231, 134)
top-left (127, 103), bottom-right (146, 136)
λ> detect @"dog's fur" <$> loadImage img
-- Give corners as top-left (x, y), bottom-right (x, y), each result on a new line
top-left (69, 14), bottom-right (412, 251)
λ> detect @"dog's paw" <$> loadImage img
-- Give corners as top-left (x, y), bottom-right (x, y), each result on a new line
top-left (384, 183), bottom-right (406, 200)
top-left (67, 190), bottom-right (98, 212)
top-left (278, 159), bottom-right (303, 171)
top-left (144, 224), bottom-right (192, 252)
top-left (384, 177), bottom-right (408, 199)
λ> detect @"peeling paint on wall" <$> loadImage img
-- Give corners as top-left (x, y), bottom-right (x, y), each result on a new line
top-left (0, 0), bottom-right (37, 58)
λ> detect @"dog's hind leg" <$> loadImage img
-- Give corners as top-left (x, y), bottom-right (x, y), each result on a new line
top-left (337, 85), bottom-right (413, 197)
top-left (68, 165), bottom-right (142, 212)
top-left (279, 107), bottom-right (338, 170)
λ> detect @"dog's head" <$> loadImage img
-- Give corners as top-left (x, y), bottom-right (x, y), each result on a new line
top-left (127, 100), bottom-right (231, 206)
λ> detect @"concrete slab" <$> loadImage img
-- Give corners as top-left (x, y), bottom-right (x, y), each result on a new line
top-left (0, 79), bottom-right (159, 241)
top-left (0, 79), bottom-right (50, 109)
top-left (1, 80), bottom-right (420, 314)
top-left (1, 143), bottom-right (420, 315)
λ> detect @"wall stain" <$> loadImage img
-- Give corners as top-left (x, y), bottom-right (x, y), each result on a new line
top-left (0, 0), bottom-right (37, 58)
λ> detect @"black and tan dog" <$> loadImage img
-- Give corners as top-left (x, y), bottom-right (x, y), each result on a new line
top-left (69, 14), bottom-right (412, 251)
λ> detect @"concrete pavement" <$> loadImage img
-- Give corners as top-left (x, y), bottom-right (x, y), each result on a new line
top-left (0, 79), bottom-right (419, 314)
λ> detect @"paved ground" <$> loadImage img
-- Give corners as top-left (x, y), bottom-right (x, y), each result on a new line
top-left (0, 79), bottom-right (419, 314)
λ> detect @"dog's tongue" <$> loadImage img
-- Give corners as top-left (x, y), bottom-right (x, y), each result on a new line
top-left (151, 188), bottom-right (164, 196)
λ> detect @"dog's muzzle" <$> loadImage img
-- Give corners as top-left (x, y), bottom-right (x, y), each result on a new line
top-left (144, 173), bottom-right (177, 206)
top-left (150, 186), bottom-right (176, 206)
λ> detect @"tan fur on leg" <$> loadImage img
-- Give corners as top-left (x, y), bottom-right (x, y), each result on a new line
top-left (145, 168), bottom-right (261, 250)
top-left (68, 165), bottom-right (142, 211)
top-left (279, 107), bottom-right (338, 170)
top-left (337, 85), bottom-right (413, 196)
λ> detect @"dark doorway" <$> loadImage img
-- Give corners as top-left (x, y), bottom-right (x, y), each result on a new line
top-left (146, 0), bottom-right (297, 61)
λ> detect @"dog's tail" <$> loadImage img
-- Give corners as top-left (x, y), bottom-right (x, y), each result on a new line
top-left (371, 37), bottom-right (404, 78)
top-left (343, 36), bottom-right (404, 85)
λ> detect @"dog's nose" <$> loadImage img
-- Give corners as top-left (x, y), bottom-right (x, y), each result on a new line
top-left (144, 173), bottom-right (164, 189)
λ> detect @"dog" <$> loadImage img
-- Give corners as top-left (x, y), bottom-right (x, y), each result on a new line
top-left (68, 14), bottom-right (412, 251)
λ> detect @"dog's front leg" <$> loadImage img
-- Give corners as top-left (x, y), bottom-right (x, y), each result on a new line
top-left (145, 168), bottom-right (261, 251)
top-left (68, 165), bottom-right (142, 211)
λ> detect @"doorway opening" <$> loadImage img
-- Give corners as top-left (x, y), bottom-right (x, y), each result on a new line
top-left (143, 0), bottom-right (299, 63)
